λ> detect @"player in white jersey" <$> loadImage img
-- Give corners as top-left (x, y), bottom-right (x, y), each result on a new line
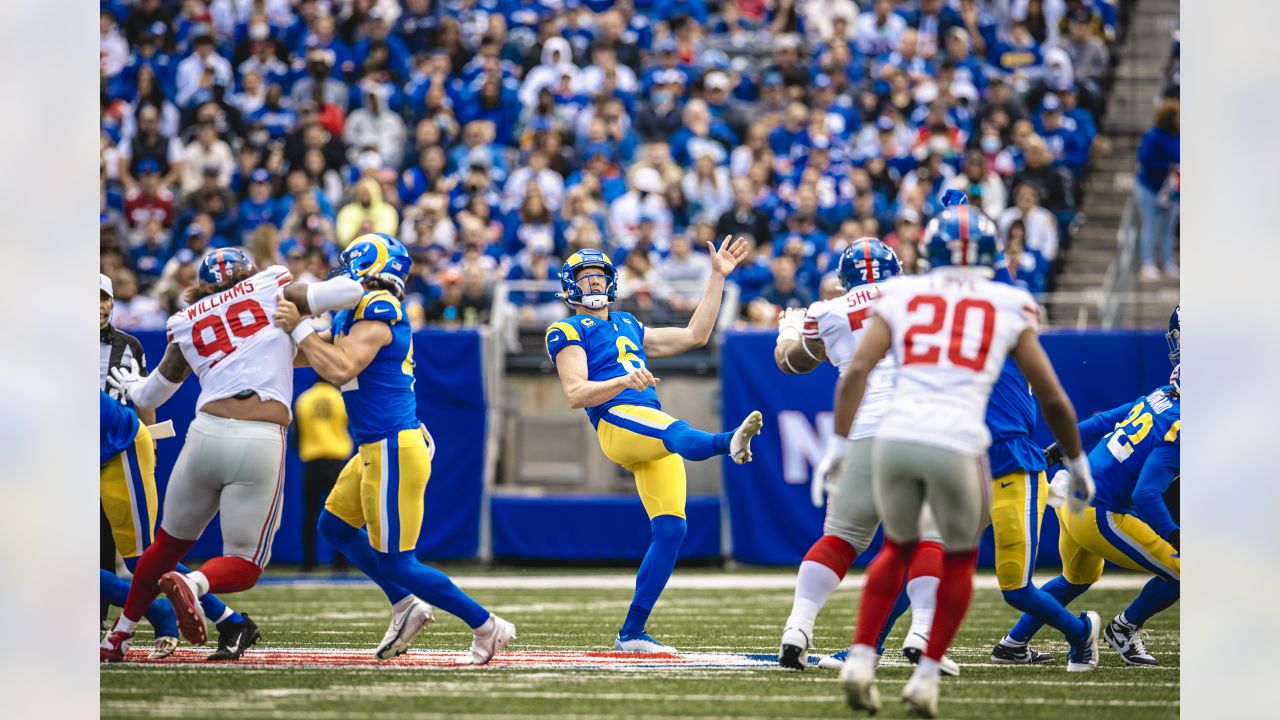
top-left (832, 207), bottom-right (1096, 717)
top-left (101, 248), bottom-right (365, 662)
top-left (773, 239), bottom-right (956, 676)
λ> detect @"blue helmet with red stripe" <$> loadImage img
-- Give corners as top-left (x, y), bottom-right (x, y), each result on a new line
top-left (924, 204), bottom-right (999, 270)
top-left (837, 237), bottom-right (901, 290)
top-left (197, 247), bottom-right (257, 285)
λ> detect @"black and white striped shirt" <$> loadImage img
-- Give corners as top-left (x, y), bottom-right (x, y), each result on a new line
top-left (100, 324), bottom-right (148, 403)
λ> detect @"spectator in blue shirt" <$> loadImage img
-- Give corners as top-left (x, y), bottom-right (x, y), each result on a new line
top-left (1035, 94), bottom-right (1091, 178)
top-left (238, 168), bottom-right (285, 238)
top-left (396, 0), bottom-right (442, 54)
top-left (1135, 99), bottom-right (1180, 281)
top-left (250, 84), bottom-right (298, 139)
top-left (653, 0), bottom-right (709, 26)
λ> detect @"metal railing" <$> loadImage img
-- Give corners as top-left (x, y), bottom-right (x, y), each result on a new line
top-left (1099, 197), bottom-right (1141, 328)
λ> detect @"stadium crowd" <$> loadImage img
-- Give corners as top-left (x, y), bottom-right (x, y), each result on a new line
top-left (100, 0), bottom-right (1131, 332)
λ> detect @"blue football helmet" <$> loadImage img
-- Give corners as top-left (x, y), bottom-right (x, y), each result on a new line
top-left (838, 237), bottom-right (901, 291)
top-left (198, 247), bottom-right (257, 285)
top-left (337, 233), bottom-right (412, 293)
top-left (559, 249), bottom-right (617, 309)
top-left (924, 204), bottom-right (999, 270)
top-left (940, 188), bottom-right (969, 208)
top-left (1166, 304), bottom-right (1180, 364)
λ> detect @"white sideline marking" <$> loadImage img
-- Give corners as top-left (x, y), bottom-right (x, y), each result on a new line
top-left (264, 573), bottom-right (1150, 591)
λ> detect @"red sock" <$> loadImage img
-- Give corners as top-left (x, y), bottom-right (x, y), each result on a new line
top-left (121, 529), bottom-right (194, 622)
top-left (802, 535), bottom-right (858, 580)
top-left (907, 540), bottom-right (943, 581)
top-left (853, 538), bottom-right (915, 647)
top-left (925, 550), bottom-right (979, 662)
top-left (198, 556), bottom-right (262, 594)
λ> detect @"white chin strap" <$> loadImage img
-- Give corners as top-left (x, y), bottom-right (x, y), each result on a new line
top-left (578, 294), bottom-right (611, 310)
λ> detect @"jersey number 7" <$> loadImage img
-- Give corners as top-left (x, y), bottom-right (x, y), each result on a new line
top-left (901, 295), bottom-right (996, 371)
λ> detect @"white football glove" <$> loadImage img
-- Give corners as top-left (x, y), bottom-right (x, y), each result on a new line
top-left (1046, 469), bottom-right (1069, 509)
top-left (107, 356), bottom-right (143, 401)
top-left (1063, 455), bottom-right (1096, 513)
top-left (776, 307), bottom-right (808, 346)
top-left (811, 435), bottom-right (847, 508)
top-left (420, 424), bottom-right (437, 461)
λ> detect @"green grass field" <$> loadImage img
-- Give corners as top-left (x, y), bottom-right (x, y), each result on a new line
top-left (100, 570), bottom-right (1178, 719)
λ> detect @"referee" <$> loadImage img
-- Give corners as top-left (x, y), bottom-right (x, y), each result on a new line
top-left (100, 273), bottom-right (155, 620)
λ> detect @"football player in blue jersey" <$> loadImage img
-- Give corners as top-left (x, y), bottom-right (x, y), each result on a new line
top-left (277, 233), bottom-right (515, 665)
top-left (998, 336), bottom-right (1180, 666)
top-left (99, 390), bottom-right (250, 660)
top-left (545, 237), bottom-right (764, 653)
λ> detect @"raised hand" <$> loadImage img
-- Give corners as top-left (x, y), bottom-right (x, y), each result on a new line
top-left (708, 234), bottom-right (751, 277)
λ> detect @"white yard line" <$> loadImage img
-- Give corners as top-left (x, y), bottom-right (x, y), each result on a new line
top-left (264, 573), bottom-right (1150, 591)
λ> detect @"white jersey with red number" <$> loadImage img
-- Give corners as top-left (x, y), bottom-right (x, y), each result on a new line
top-left (872, 268), bottom-right (1039, 455)
top-left (804, 283), bottom-right (898, 440)
top-left (166, 265), bottom-right (296, 415)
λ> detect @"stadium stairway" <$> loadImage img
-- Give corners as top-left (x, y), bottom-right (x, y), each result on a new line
top-left (1048, 0), bottom-right (1181, 328)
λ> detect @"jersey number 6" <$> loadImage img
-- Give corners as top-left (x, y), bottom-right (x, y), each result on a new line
top-left (191, 299), bottom-right (270, 359)
top-left (616, 336), bottom-right (645, 372)
top-left (902, 295), bottom-right (996, 371)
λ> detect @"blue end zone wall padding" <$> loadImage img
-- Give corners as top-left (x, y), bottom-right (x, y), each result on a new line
top-left (131, 329), bottom-right (486, 562)
top-left (490, 494), bottom-right (722, 561)
top-left (720, 329), bottom-right (1172, 566)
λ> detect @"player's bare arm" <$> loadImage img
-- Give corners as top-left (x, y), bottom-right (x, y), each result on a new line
top-left (643, 235), bottom-right (748, 359)
top-left (774, 308), bottom-right (827, 374)
top-left (554, 344), bottom-right (658, 409)
top-left (275, 296), bottom-right (387, 386)
top-left (108, 343), bottom-right (192, 411)
top-left (832, 315), bottom-right (892, 437)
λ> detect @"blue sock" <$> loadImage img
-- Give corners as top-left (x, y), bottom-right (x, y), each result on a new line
top-left (1123, 578), bottom-right (1179, 627)
top-left (124, 556), bottom-right (244, 630)
top-left (1003, 584), bottom-right (1090, 645)
top-left (875, 585), bottom-right (913, 655)
top-left (101, 569), bottom-right (179, 638)
top-left (374, 550), bottom-right (490, 628)
top-left (660, 420), bottom-right (731, 461)
top-left (1008, 575), bottom-right (1091, 643)
top-left (318, 509), bottom-right (411, 605)
top-left (621, 515), bottom-right (687, 638)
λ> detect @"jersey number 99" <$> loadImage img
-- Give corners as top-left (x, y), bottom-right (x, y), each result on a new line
top-left (192, 299), bottom-right (269, 360)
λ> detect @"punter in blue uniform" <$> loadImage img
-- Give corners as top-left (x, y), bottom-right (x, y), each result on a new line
top-left (545, 239), bottom-right (764, 653)
top-left (1000, 306), bottom-right (1182, 667)
top-left (100, 390), bottom-right (247, 659)
top-left (279, 232), bottom-right (515, 665)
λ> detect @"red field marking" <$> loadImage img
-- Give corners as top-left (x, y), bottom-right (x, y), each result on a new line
top-left (115, 648), bottom-right (782, 670)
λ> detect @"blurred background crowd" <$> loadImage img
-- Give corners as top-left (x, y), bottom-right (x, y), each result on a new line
top-left (99, 0), bottom-right (1151, 333)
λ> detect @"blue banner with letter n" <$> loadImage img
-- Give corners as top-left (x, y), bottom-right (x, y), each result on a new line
top-left (719, 328), bottom-right (1171, 566)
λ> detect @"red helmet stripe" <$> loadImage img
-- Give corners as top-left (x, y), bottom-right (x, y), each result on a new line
top-left (863, 240), bottom-right (875, 283)
top-left (216, 249), bottom-right (228, 281)
top-left (957, 205), bottom-right (970, 265)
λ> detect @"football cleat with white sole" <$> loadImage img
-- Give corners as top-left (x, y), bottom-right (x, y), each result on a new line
top-left (457, 615), bottom-right (516, 665)
top-left (901, 631), bottom-right (960, 676)
top-left (1067, 610), bottom-right (1101, 672)
top-left (150, 636), bottom-right (179, 660)
top-left (100, 620), bottom-right (136, 663)
top-left (817, 647), bottom-right (848, 670)
top-left (376, 597), bottom-right (436, 660)
top-left (207, 613), bottom-right (261, 661)
top-left (1104, 615), bottom-right (1159, 667)
top-left (778, 626), bottom-right (811, 670)
top-left (991, 639), bottom-right (1054, 665)
top-left (729, 411), bottom-right (763, 464)
top-left (157, 571), bottom-right (208, 646)
top-left (901, 666), bottom-right (941, 718)
top-left (614, 631), bottom-right (676, 653)
top-left (839, 646), bottom-right (881, 715)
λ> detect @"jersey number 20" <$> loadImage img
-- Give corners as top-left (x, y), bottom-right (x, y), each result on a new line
top-left (191, 299), bottom-right (269, 360)
top-left (902, 295), bottom-right (996, 371)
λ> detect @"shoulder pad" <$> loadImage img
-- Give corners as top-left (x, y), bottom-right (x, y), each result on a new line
top-left (355, 291), bottom-right (403, 323)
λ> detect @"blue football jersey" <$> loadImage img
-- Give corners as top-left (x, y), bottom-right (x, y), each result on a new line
top-left (332, 290), bottom-right (421, 446)
top-left (1088, 387), bottom-right (1181, 524)
top-left (985, 359), bottom-right (1047, 476)
top-left (100, 389), bottom-right (139, 465)
top-left (545, 311), bottom-right (662, 427)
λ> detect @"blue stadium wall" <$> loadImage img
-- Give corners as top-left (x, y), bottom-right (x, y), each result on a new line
top-left (129, 328), bottom-right (1170, 567)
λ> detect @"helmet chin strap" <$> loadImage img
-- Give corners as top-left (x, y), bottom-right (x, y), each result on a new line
top-left (578, 294), bottom-right (611, 310)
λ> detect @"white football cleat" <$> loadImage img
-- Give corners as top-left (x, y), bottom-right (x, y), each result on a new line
top-left (457, 614), bottom-right (516, 665)
top-left (149, 635), bottom-right (179, 660)
top-left (730, 411), bottom-right (764, 464)
top-left (839, 645), bottom-right (881, 715)
top-left (902, 631), bottom-right (960, 676)
top-left (1067, 610), bottom-right (1101, 672)
top-left (778, 626), bottom-right (811, 670)
top-left (376, 596), bottom-right (435, 660)
top-left (901, 665), bottom-right (941, 718)
top-left (614, 631), bottom-right (677, 653)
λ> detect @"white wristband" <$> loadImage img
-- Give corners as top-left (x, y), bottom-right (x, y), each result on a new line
top-left (291, 322), bottom-right (317, 345)
top-left (777, 326), bottom-right (802, 345)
